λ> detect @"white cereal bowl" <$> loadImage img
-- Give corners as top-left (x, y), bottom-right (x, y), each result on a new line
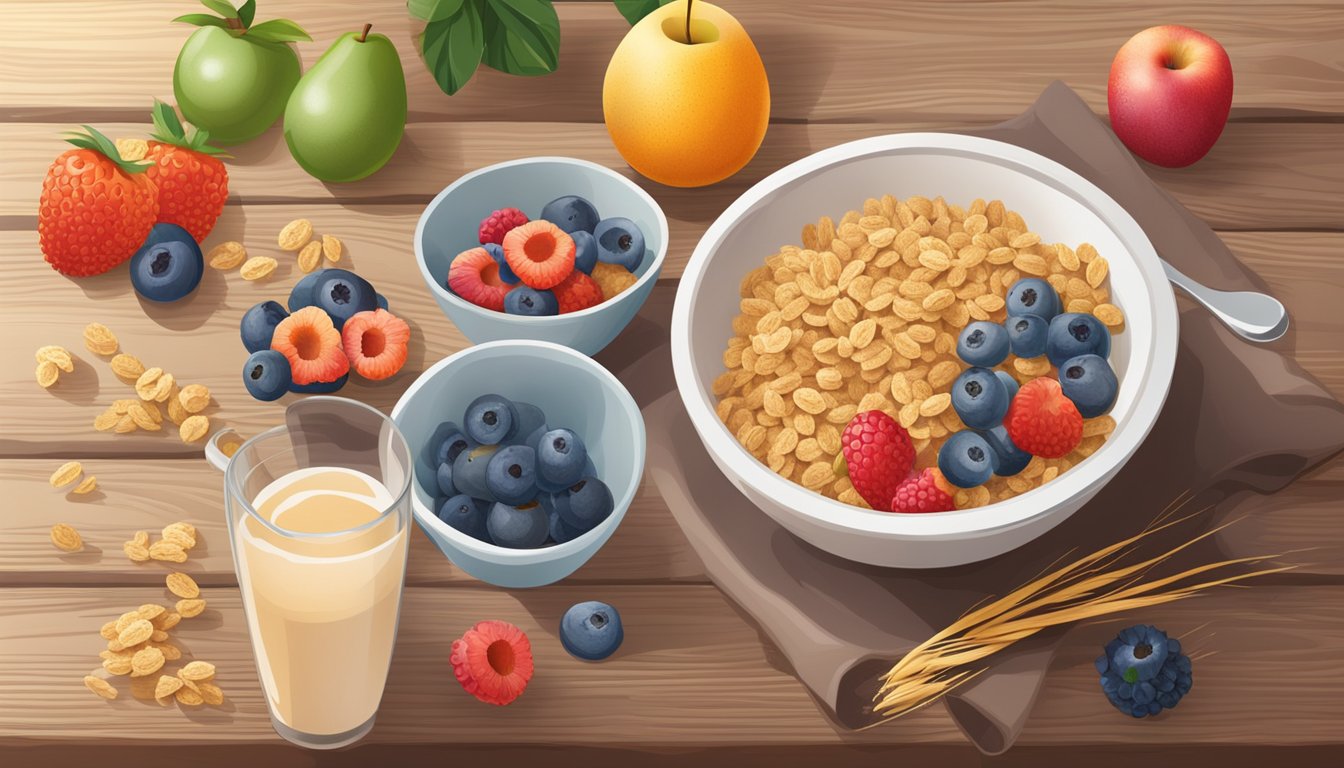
top-left (391, 340), bottom-right (645, 588)
top-left (671, 133), bottom-right (1179, 568)
top-left (414, 157), bottom-right (669, 356)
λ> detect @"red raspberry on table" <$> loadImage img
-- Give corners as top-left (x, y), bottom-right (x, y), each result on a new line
top-left (1006, 377), bottom-right (1083, 458)
top-left (841, 411), bottom-right (915, 511)
top-left (551, 270), bottom-right (604, 313)
top-left (478, 207), bottom-right (529, 245)
top-left (450, 620), bottom-right (534, 706)
top-left (890, 468), bottom-right (956, 514)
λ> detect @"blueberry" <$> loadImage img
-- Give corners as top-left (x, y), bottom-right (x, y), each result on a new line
top-left (242, 350), bottom-right (292, 401)
top-left (555, 476), bottom-right (615, 531)
top-left (548, 509), bottom-right (584, 544)
top-left (560, 601), bottom-right (624, 661)
top-left (1096, 624), bottom-right (1192, 717)
top-left (540, 195), bottom-right (600, 234)
top-left (976, 425), bottom-right (1032, 477)
top-left (1046, 313), bottom-right (1111, 366)
top-left (312, 268), bottom-right (377, 330)
top-left (288, 270), bottom-right (326, 311)
top-left (938, 430), bottom-right (996, 488)
top-left (485, 445), bottom-right (538, 505)
top-left (452, 445), bottom-right (498, 502)
top-left (435, 461), bottom-right (457, 497)
top-left (376, 293), bottom-right (389, 311)
top-left (464, 394), bottom-right (518, 445)
top-left (1006, 278), bottom-right (1061, 321)
top-left (240, 300), bottom-right (289, 353)
top-left (483, 242), bottom-right (520, 284)
top-left (536, 428), bottom-right (587, 488)
top-left (508, 402), bottom-right (548, 447)
top-left (592, 217), bottom-right (646, 271)
top-left (951, 367), bottom-right (1010, 430)
top-left (571, 230), bottom-right (599, 274)
top-left (1059, 354), bottom-right (1119, 417)
top-left (434, 424), bottom-right (475, 467)
top-left (288, 373), bottom-right (348, 394)
top-left (486, 501), bottom-right (550, 549)
top-left (503, 286), bottom-right (559, 316)
top-left (995, 370), bottom-right (1019, 401)
top-left (537, 455), bottom-right (597, 493)
top-left (956, 321), bottom-right (1010, 367)
top-left (1006, 314), bottom-right (1049, 359)
top-left (130, 224), bottom-right (204, 303)
top-left (437, 493), bottom-right (490, 542)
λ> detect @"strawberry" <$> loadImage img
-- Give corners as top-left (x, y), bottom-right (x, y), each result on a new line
top-left (841, 411), bottom-right (915, 511)
top-left (38, 126), bottom-right (158, 277)
top-left (144, 100), bottom-right (229, 242)
top-left (890, 468), bottom-right (956, 514)
top-left (1006, 377), bottom-right (1084, 458)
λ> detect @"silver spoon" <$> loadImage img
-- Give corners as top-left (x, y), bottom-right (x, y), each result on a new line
top-left (1162, 260), bottom-right (1289, 342)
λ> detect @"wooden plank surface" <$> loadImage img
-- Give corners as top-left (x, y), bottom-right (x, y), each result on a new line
top-left (3, 122), bottom-right (1342, 232)
top-left (2, 585), bottom-right (1341, 747)
top-left (3, 1), bottom-right (1342, 123)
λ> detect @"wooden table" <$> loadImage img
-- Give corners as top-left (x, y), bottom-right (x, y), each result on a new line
top-left (2, 2), bottom-right (1341, 765)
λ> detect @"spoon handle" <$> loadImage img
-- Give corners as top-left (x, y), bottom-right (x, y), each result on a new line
top-left (1161, 261), bottom-right (1289, 342)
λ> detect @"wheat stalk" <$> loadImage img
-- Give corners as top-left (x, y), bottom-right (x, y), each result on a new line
top-left (872, 496), bottom-right (1291, 719)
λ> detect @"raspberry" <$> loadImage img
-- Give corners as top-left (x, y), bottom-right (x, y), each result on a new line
top-left (1006, 377), bottom-right (1083, 458)
top-left (478, 207), bottom-right (529, 246)
top-left (270, 306), bottom-right (349, 386)
top-left (590, 261), bottom-right (638, 301)
top-left (890, 468), bottom-right (956, 513)
top-left (449, 620), bottom-right (534, 706)
top-left (503, 220), bottom-right (576, 289)
top-left (342, 309), bottom-right (410, 381)
top-left (551, 270), bottom-right (604, 314)
top-left (840, 411), bottom-right (915, 511)
top-left (448, 247), bottom-right (512, 311)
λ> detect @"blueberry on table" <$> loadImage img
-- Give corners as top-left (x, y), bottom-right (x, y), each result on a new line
top-left (1006, 277), bottom-right (1061, 321)
top-left (560, 601), bottom-right (624, 661)
top-left (242, 350), bottom-right (292, 402)
top-left (555, 477), bottom-right (615, 531)
top-left (540, 195), bottom-right (600, 234)
top-left (1058, 354), bottom-right (1119, 417)
top-left (503, 286), bottom-right (559, 316)
top-left (240, 300), bottom-right (289, 353)
top-left (1046, 313), bottom-right (1111, 366)
top-left (1006, 313), bottom-right (1049, 359)
top-left (957, 321), bottom-right (1010, 367)
top-left (452, 445), bottom-right (499, 502)
top-left (437, 493), bottom-right (490, 542)
top-left (313, 268), bottom-right (377, 330)
top-left (938, 430), bottom-right (997, 488)
top-left (464, 394), bottom-right (518, 445)
top-left (376, 292), bottom-right (389, 311)
top-left (288, 373), bottom-right (348, 394)
top-left (130, 224), bottom-right (204, 303)
top-left (536, 428), bottom-right (588, 488)
top-left (571, 230), bottom-right (599, 274)
top-left (951, 367), bottom-right (1011, 430)
top-left (486, 445), bottom-right (539, 506)
top-left (288, 270), bottom-right (326, 311)
top-left (1096, 624), bottom-right (1192, 718)
top-left (592, 217), bottom-right (646, 272)
top-left (976, 425), bottom-right (1032, 477)
top-left (486, 501), bottom-right (550, 549)
top-left (435, 461), bottom-right (457, 497)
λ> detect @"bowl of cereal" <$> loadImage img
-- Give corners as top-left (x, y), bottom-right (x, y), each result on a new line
top-left (671, 133), bottom-right (1179, 568)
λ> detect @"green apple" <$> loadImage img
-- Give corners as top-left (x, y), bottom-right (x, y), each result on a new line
top-left (171, 1), bottom-right (310, 145)
top-left (283, 24), bottom-right (407, 183)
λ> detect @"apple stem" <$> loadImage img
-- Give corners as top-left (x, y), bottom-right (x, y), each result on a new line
top-left (357, 23), bottom-right (372, 43)
top-left (225, 17), bottom-right (243, 32)
top-left (686, 0), bottom-right (694, 44)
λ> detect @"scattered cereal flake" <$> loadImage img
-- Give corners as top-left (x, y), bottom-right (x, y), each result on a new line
top-left (321, 234), bottom-right (343, 262)
top-left (166, 572), bottom-right (200, 599)
top-left (123, 541), bottom-right (150, 562)
top-left (135, 367), bottom-right (164, 400)
top-left (93, 409), bottom-right (122, 432)
top-left (113, 414), bottom-right (138, 434)
top-left (50, 523), bottom-right (83, 552)
top-left (277, 219), bottom-right (314, 251)
top-left (154, 674), bottom-right (183, 703)
top-left (297, 240), bottom-right (322, 273)
top-left (137, 603), bottom-right (166, 622)
top-left (207, 241), bottom-right (247, 270)
top-left (114, 137), bottom-right (149, 162)
top-left (36, 360), bottom-right (60, 388)
top-left (117, 619), bottom-right (154, 647)
top-left (83, 323), bottom-right (119, 356)
top-left (84, 675), bottom-right (119, 700)
top-left (100, 620), bottom-right (119, 640)
top-left (178, 384), bottom-right (211, 413)
top-left (180, 414), bottom-right (210, 444)
top-left (35, 345), bottom-right (74, 372)
top-left (152, 640), bottom-right (182, 660)
top-left (162, 523), bottom-right (197, 550)
top-left (240, 256), bottom-right (278, 281)
top-left (72, 475), bottom-right (98, 494)
top-left (156, 612), bottom-right (182, 632)
top-left (109, 353), bottom-right (145, 380)
top-left (130, 645), bottom-right (166, 677)
top-left (179, 660), bottom-right (215, 681)
top-left (176, 685), bottom-right (205, 706)
top-left (168, 521), bottom-right (197, 538)
top-left (197, 681), bottom-right (225, 706)
top-left (152, 372), bottom-right (175, 403)
top-left (129, 402), bottom-right (162, 431)
top-left (148, 540), bottom-right (188, 563)
top-left (176, 598), bottom-right (206, 618)
top-left (167, 388), bottom-right (189, 425)
top-left (102, 654), bottom-right (133, 676)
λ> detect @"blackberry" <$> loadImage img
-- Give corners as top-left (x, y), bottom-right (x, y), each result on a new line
top-left (1095, 624), bottom-right (1193, 718)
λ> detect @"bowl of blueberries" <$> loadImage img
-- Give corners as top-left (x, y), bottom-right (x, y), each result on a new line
top-left (391, 339), bottom-right (645, 588)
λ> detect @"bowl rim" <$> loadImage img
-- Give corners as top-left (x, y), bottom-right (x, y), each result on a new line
top-left (390, 338), bottom-right (647, 562)
top-left (413, 156), bottom-right (670, 323)
top-left (671, 132), bottom-right (1179, 540)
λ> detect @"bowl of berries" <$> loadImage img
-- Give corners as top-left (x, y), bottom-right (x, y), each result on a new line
top-left (391, 339), bottom-right (645, 588)
top-left (415, 157), bottom-right (668, 356)
top-left (671, 133), bottom-right (1179, 568)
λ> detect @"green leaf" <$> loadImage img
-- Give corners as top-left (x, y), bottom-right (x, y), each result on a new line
top-left (246, 18), bottom-right (312, 43)
top-left (612, 0), bottom-right (675, 25)
top-left (1123, 667), bottom-right (1139, 684)
top-left (150, 99), bottom-right (186, 144)
top-left (199, 0), bottom-right (240, 19)
top-left (237, 0), bottom-right (256, 27)
top-left (421, 1), bottom-right (485, 95)
top-left (63, 125), bottom-right (151, 174)
top-left (172, 13), bottom-right (231, 29)
top-left (480, 0), bottom-right (560, 77)
top-left (409, 0), bottom-right (466, 22)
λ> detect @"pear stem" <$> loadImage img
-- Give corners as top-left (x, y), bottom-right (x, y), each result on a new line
top-left (357, 23), bottom-right (373, 43)
top-left (686, 0), bottom-right (694, 44)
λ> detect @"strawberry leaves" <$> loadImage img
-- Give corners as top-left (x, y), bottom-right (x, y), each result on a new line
top-left (173, 0), bottom-right (308, 42)
top-left (411, 0), bottom-right (560, 96)
top-left (148, 100), bottom-right (228, 156)
top-left (63, 126), bottom-right (152, 175)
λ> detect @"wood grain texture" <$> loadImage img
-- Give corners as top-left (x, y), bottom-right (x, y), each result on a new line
top-left (0, 460), bottom-right (706, 587)
top-left (4, 121), bottom-right (1342, 232)
top-left (1, 586), bottom-right (1341, 747)
top-left (3, 1), bottom-right (1342, 122)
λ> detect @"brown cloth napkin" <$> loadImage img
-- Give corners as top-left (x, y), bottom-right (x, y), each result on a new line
top-left (594, 82), bottom-right (1344, 755)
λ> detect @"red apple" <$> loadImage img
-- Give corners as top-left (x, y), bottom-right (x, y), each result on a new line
top-left (1107, 25), bottom-right (1233, 168)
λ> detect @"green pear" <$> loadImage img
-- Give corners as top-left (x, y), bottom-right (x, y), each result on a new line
top-left (284, 24), bottom-right (407, 183)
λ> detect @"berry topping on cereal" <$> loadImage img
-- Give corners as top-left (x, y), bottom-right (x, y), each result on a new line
top-left (841, 411), bottom-right (915, 511)
top-left (1006, 378), bottom-right (1084, 458)
top-left (890, 468), bottom-right (956, 513)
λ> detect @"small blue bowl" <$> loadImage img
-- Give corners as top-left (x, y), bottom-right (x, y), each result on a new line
top-left (390, 340), bottom-right (645, 588)
top-left (414, 157), bottom-right (669, 356)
